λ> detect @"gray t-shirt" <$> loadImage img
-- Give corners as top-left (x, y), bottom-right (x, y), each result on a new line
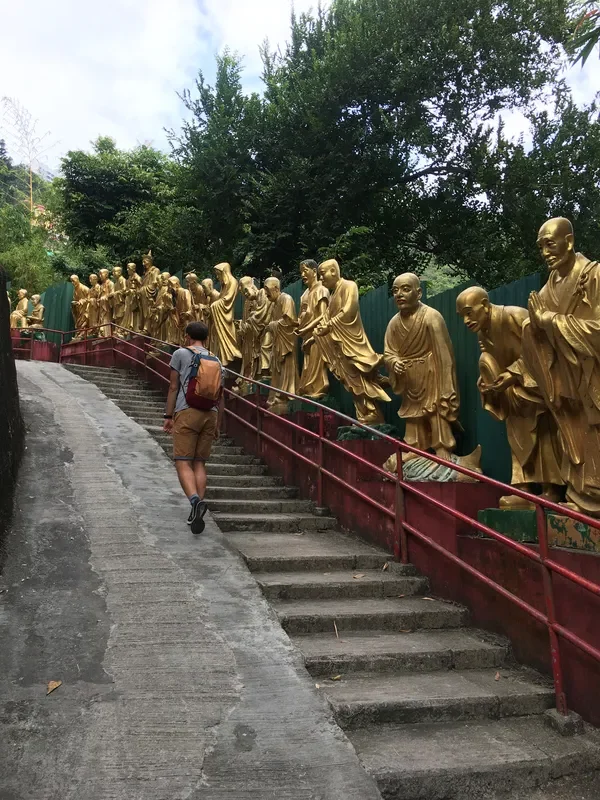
top-left (169, 346), bottom-right (222, 414)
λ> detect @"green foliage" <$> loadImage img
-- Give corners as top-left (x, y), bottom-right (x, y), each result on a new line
top-left (568, 1), bottom-right (600, 64)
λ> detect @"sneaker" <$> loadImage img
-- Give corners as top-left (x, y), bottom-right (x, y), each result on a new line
top-left (190, 499), bottom-right (208, 535)
top-left (187, 506), bottom-right (195, 526)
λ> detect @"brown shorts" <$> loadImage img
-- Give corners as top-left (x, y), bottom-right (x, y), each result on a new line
top-left (172, 408), bottom-right (217, 462)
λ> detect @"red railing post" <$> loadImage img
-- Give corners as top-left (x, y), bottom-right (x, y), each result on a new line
top-left (84, 331), bottom-right (88, 366)
top-left (317, 405), bottom-right (324, 508)
top-left (536, 503), bottom-right (568, 715)
top-left (394, 443), bottom-right (407, 563)
top-left (254, 384), bottom-right (262, 458)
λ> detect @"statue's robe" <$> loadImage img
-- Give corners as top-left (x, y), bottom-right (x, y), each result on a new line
top-left (267, 293), bottom-right (299, 412)
top-left (298, 281), bottom-right (330, 399)
top-left (87, 284), bottom-right (102, 335)
top-left (150, 284), bottom-right (172, 342)
top-left (167, 287), bottom-right (193, 346)
top-left (384, 303), bottom-right (459, 452)
top-left (477, 304), bottom-right (562, 487)
top-left (111, 275), bottom-right (127, 331)
top-left (123, 272), bottom-right (142, 333)
top-left (211, 273), bottom-right (242, 366)
top-left (9, 298), bottom-right (28, 329)
top-left (316, 278), bottom-right (389, 423)
top-left (140, 266), bottom-right (160, 334)
top-left (522, 253), bottom-right (600, 512)
top-left (71, 283), bottom-right (89, 336)
top-left (189, 285), bottom-right (207, 323)
top-left (98, 279), bottom-right (114, 337)
top-left (28, 304), bottom-right (45, 328)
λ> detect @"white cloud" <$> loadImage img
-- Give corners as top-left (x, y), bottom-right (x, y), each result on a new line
top-left (0, 0), bottom-right (596, 173)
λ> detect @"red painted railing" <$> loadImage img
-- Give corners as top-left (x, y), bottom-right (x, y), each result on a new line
top-left (54, 323), bottom-right (600, 719)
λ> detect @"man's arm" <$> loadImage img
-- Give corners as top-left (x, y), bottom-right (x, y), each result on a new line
top-left (163, 368), bottom-right (180, 433)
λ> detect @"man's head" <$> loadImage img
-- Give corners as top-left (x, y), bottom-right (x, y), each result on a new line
top-left (239, 275), bottom-right (258, 300)
top-left (113, 266), bottom-right (122, 279)
top-left (264, 277), bottom-right (281, 302)
top-left (70, 275), bottom-right (80, 286)
top-left (126, 262), bottom-right (137, 275)
top-left (456, 286), bottom-right (491, 333)
top-left (318, 259), bottom-right (341, 290)
top-left (300, 259), bottom-right (319, 286)
top-left (537, 217), bottom-right (575, 274)
top-left (185, 321), bottom-right (209, 344)
top-left (392, 273), bottom-right (421, 314)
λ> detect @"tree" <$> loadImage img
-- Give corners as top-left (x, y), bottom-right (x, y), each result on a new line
top-left (568, 1), bottom-right (600, 64)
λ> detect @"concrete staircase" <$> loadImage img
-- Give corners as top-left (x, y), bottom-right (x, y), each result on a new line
top-left (63, 363), bottom-right (600, 800)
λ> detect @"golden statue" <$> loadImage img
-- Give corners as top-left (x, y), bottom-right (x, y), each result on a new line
top-left (264, 277), bottom-right (299, 414)
top-left (123, 262), bottom-right (142, 333)
top-left (521, 217), bottom-right (600, 515)
top-left (27, 295), bottom-right (45, 328)
top-left (315, 259), bottom-right (390, 424)
top-left (208, 263), bottom-right (242, 365)
top-left (384, 273), bottom-right (459, 461)
top-left (150, 272), bottom-right (172, 342)
top-left (111, 266), bottom-right (127, 336)
top-left (186, 273), bottom-right (208, 322)
top-left (98, 268), bottom-right (114, 337)
top-left (297, 259), bottom-right (330, 399)
top-left (237, 276), bottom-right (261, 391)
top-left (167, 276), bottom-right (193, 346)
top-left (70, 275), bottom-right (89, 338)
top-left (140, 251), bottom-right (160, 335)
top-left (457, 286), bottom-right (562, 507)
top-left (87, 274), bottom-right (101, 337)
top-left (9, 289), bottom-right (28, 329)
top-left (202, 277), bottom-right (221, 355)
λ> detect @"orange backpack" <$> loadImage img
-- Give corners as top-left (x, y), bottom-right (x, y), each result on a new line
top-left (184, 348), bottom-right (222, 410)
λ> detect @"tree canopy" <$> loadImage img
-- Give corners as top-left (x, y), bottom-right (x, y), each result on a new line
top-left (26, 0), bottom-right (600, 294)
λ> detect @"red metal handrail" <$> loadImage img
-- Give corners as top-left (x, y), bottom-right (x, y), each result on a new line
top-left (55, 322), bottom-right (600, 718)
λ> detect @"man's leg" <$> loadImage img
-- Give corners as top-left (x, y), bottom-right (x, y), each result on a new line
top-left (175, 459), bottom-right (199, 499)
top-left (193, 460), bottom-right (207, 500)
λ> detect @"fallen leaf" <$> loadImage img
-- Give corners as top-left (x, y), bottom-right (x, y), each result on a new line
top-left (382, 562), bottom-right (389, 571)
top-left (353, 573), bottom-right (366, 580)
top-left (47, 680), bottom-right (62, 695)
top-left (315, 683), bottom-right (321, 689)
top-left (495, 672), bottom-right (501, 681)
top-left (399, 629), bottom-right (412, 633)
top-left (333, 621), bottom-right (339, 639)
top-left (397, 594), bottom-right (405, 598)
top-left (330, 675), bottom-right (342, 681)
top-left (423, 597), bottom-right (436, 601)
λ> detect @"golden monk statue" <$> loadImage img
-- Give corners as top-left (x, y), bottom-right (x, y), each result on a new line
top-left (457, 286), bottom-right (562, 507)
top-left (70, 275), bottom-right (89, 338)
top-left (87, 274), bottom-right (101, 337)
top-left (520, 217), bottom-right (600, 515)
top-left (384, 273), bottom-right (459, 461)
top-left (149, 272), bottom-right (172, 342)
top-left (264, 277), bottom-right (299, 414)
top-left (208, 263), bottom-right (242, 365)
top-left (98, 268), bottom-right (114, 337)
top-left (167, 276), bottom-right (193, 346)
top-left (186, 273), bottom-right (208, 322)
top-left (297, 259), bottom-right (330, 399)
top-left (111, 265), bottom-right (127, 336)
top-left (236, 276), bottom-right (261, 392)
top-left (315, 259), bottom-right (390, 424)
top-left (123, 262), bottom-right (142, 333)
top-left (27, 295), bottom-right (45, 328)
top-left (9, 289), bottom-right (28, 329)
top-left (202, 277), bottom-right (221, 354)
top-left (140, 251), bottom-right (160, 335)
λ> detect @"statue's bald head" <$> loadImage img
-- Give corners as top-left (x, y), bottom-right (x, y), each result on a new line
top-left (318, 259), bottom-right (341, 290)
top-left (537, 217), bottom-right (576, 274)
top-left (456, 285), bottom-right (491, 333)
top-left (239, 275), bottom-right (258, 299)
top-left (264, 276), bottom-right (281, 302)
top-left (394, 273), bottom-right (420, 291)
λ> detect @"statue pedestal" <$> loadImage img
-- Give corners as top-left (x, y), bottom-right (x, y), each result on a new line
top-left (477, 509), bottom-right (600, 553)
top-left (477, 508), bottom-right (538, 544)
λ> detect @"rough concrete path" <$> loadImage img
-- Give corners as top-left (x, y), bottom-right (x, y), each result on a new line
top-left (0, 361), bottom-right (382, 800)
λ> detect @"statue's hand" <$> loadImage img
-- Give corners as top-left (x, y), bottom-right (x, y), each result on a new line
top-left (528, 291), bottom-right (545, 327)
top-left (393, 361), bottom-right (406, 376)
top-left (485, 371), bottom-right (516, 393)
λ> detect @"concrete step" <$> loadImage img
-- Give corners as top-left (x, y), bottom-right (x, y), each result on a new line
top-left (272, 596), bottom-right (469, 635)
top-left (293, 629), bottom-right (511, 676)
top-left (206, 475), bottom-right (283, 488)
top-left (105, 390), bottom-right (166, 401)
top-left (322, 668), bottom-right (554, 729)
top-left (64, 365), bottom-right (131, 377)
top-left (212, 512), bottom-right (337, 533)
top-left (226, 531), bottom-right (395, 572)
top-left (206, 463), bottom-right (268, 476)
top-left (205, 485), bottom-right (297, 500)
top-left (207, 498), bottom-right (314, 514)
top-left (253, 569), bottom-right (428, 600)
top-left (347, 717), bottom-right (600, 800)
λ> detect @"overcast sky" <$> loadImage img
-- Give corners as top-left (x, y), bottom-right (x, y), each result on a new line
top-left (0, 0), bottom-right (597, 172)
